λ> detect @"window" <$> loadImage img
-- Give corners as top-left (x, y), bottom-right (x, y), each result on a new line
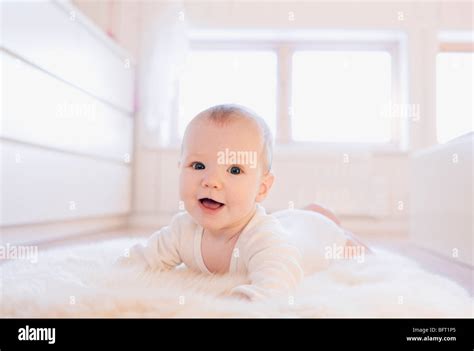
top-left (291, 50), bottom-right (392, 143)
top-left (178, 50), bottom-right (277, 138)
top-left (436, 52), bottom-right (473, 143)
top-left (177, 39), bottom-right (399, 147)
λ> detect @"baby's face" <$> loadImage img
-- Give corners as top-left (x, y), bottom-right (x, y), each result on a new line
top-left (179, 116), bottom-right (273, 233)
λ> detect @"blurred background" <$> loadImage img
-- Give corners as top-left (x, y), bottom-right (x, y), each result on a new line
top-left (1, 1), bottom-right (472, 286)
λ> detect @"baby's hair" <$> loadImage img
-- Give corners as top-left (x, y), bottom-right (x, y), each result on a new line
top-left (185, 104), bottom-right (274, 173)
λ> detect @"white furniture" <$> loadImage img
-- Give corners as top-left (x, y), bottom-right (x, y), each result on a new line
top-left (1, 1), bottom-right (135, 244)
top-left (409, 132), bottom-right (473, 266)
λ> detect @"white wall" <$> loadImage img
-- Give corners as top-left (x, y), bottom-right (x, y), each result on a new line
top-left (72, 0), bottom-right (142, 61)
top-left (1, 1), bottom-right (135, 244)
top-left (410, 135), bottom-right (473, 266)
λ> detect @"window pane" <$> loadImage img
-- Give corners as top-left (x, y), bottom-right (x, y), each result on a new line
top-left (436, 52), bottom-right (473, 143)
top-left (178, 50), bottom-right (277, 138)
top-left (292, 51), bottom-right (392, 143)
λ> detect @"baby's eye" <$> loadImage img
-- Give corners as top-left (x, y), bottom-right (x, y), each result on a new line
top-left (228, 166), bottom-right (242, 175)
top-left (191, 162), bottom-right (205, 170)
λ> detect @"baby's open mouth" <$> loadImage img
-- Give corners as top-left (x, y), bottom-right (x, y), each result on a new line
top-left (199, 198), bottom-right (225, 210)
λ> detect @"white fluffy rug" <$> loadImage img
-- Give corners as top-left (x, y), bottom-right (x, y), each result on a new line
top-left (1, 238), bottom-right (472, 318)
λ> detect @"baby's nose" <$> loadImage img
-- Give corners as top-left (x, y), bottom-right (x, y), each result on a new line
top-left (201, 171), bottom-right (222, 189)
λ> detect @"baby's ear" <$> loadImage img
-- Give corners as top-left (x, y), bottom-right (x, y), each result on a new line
top-left (256, 172), bottom-right (275, 203)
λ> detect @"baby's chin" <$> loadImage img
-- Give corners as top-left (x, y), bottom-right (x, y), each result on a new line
top-left (194, 217), bottom-right (229, 233)
top-left (188, 206), bottom-right (226, 224)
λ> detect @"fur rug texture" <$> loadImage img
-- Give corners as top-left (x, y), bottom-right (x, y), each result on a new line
top-left (1, 238), bottom-right (471, 318)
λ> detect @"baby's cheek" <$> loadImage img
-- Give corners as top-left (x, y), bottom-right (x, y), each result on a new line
top-left (232, 183), bottom-right (257, 206)
top-left (178, 173), bottom-right (193, 199)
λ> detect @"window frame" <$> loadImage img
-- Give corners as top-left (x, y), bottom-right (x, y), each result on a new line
top-left (182, 39), bottom-right (403, 152)
top-left (435, 35), bottom-right (474, 144)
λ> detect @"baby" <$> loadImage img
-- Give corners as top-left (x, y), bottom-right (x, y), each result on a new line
top-left (119, 104), bottom-right (364, 301)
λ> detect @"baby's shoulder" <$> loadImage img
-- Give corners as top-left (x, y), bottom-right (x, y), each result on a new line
top-left (166, 211), bottom-right (199, 236)
top-left (241, 214), bottom-right (290, 248)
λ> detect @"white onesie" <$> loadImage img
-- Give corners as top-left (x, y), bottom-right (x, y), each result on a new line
top-left (124, 204), bottom-right (349, 301)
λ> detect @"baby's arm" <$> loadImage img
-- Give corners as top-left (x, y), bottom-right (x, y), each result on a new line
top-left (117, 215), bottom-right (183, 270)
top-left (230, 236), bottom-right (304, 301)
